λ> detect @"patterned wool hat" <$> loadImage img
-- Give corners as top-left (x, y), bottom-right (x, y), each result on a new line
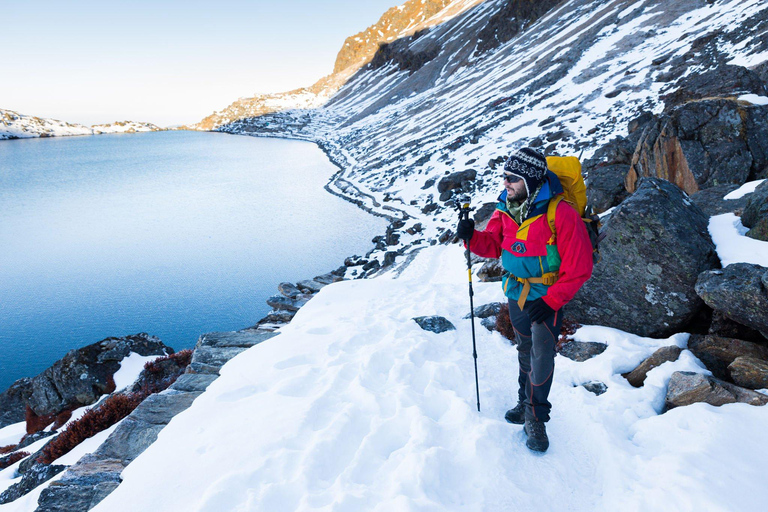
top-left (503, 147), bottom-right (549, 197)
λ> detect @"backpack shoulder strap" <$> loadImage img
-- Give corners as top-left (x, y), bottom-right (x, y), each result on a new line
top-left (546, 195), bottom-right (564, 244)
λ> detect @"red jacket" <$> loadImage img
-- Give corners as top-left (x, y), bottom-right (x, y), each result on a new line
top-left (469, 193), bottom-right (593, 310)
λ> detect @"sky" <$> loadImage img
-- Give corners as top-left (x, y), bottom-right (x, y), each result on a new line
top-left (2, 0), bottom-right (405, 127)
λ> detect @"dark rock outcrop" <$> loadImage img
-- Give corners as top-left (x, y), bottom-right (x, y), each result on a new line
top-left (24, 334), bottom-right (171, 426)
top-left (708, 310), bottom-right (767, 345)
top-left (695, 263), bottom-right (768, 337)
top-left (661, 65), bottom-right (767, 109)
top-left (437, 169), bottom-right (476, 196)
top-left (626, 100), bottom-right (768, 195)
top-left (566, 178), bottom-right (718, 337)
top-left (687, 334), bottom-right (768, 382)
top-left (474, 0), bottom-right (561, 55)
top-left (0, 462), bottom-right (66, 505)
top-left (665, 371), bottom-right (768, 410)
top-left (464, 302), bottom-right (503, 319)
top-left (0, 378), bottom-right (33, 429)
top-left (558, 341), bottom-right (607, 362)
top-left (728, 356), bottom-right (768, 390)
top-left (623, 346), bottom-right (683, 387)
top-left (413, 316), bottom-right (455, 333)
top-left (741, 180), bottom-right (768, 241)
top-left (476, 259), bottom-right (504, 282)
top-left (582, 136), bottom-right (635, 213)
top-left (266, 294), bottom-right (309, 312)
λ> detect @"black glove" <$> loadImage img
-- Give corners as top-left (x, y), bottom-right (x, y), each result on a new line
top-left (456, 218), bottom-right (475, 241)
top-left (527, 298), bottom-right (556, 323)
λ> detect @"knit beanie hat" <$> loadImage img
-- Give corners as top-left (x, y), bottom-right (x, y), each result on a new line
top-left (503, 147), bottom-right (549, 198)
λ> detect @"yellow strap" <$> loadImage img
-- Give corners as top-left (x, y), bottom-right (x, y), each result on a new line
top-left (546, 195), bottom-right (564, 244)
top-left (511, 272), bottom-right (559, 310)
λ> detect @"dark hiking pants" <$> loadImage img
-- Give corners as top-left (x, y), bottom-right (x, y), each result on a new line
top-left (508, 298), bottom-right (562, 422)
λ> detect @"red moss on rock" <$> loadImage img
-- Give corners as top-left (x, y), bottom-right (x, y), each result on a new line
top-left (0, 444), bottom-right (19, 455)
top-left (0, 451), bottom-right (30, 470)
top-left (25, 407), bottom-right (56, 435)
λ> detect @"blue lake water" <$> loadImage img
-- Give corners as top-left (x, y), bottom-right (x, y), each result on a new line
top-left (0, 131), bottom-right (386, 391)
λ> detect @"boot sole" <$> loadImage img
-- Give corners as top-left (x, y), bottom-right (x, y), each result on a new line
top-left (504, 415), bottom-right (525, 425)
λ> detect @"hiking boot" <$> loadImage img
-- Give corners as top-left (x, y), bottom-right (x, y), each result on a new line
top-left (524, 419), bottom-right (549, 452)
top-left (504, 402), bottom-right (525, 424)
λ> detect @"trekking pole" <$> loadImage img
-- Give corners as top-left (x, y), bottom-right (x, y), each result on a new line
top-left (457, 199), bottom-right (481, 412)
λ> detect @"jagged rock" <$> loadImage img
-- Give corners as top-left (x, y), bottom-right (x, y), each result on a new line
top-left (476, 259), bottom-right (504, 282)
top-left (689, 183), bottom-right (749, 216)
top-left (566, 178), bottom-right (718, 337)
top-left (623, 346), bottom-right (683, 387)
top-left (688, 334), bottom-right (768, 382)
top-left (695, 263), bottom-right (768, 337)
top-left (582, 136), bottom-right (634, 213)
top-left (36, 457), bottom-right (124, 512)
top-left (480, 317), bottom-right (496, 331)
top-left (187, 330), bottom-right (277, 376)
top-left (665, 371), bottom-right (768, 410)
top-left (464, 302), bottom-right (503, 319)
top-left (26, 334), bottom-right (171, 422)
top-left (0, 378), bottom-right (32, 429)
top-left (259, 309), bottom-right (296, 325)
top-left (296, 279), bottom-right (325, 293)
top-left (437, 169), bottom-right (476, 194)
top-left (413, 316), bottom-right (455, 333)
top-left (559, 341), bottom-right (607, 362)
top-left (277, 282), bottom-right (302, 299)
top-left (383, 251), bottom-right (398, 267)
top-left (473, 202), bottom-right (497, 230)
top-left (708, 310), bottom-right (767, 344)
top-left (581, 381), bottom-right (607, 396)
top-left (362, 259), bottom-right (381, 272)
top-left (266, 294), bottom-right (308, 312)
top-left (313, 272), bottom-right (344, 285)
top-left (626, 100), bottom-right (768, 195)
top-left (661, 65), bottom-right (767, 109)
top-left (728, 356), bottom-right (768, 390)
top-left (742, 180), bottom-right (768, 241)
top-left (0, 462), bottom-right (66, 504)
top-left (474, 0), bottom-right (561, 55)
top-left (344, 255), bottom-right (368, 267)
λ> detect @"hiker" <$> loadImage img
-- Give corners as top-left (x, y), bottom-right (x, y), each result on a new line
top-left (456, 147), bottom-right (593, 453)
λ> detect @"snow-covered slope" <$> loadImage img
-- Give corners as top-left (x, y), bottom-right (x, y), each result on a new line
top-left (0, 109), bottom-right (165, 139)
top-left (89, 245), bottom-right (768, 512)
top-left (217, 0), bottom-right (768, 252)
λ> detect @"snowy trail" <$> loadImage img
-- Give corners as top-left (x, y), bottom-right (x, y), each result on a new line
top-left (92, 246), bottom-right (768, 512)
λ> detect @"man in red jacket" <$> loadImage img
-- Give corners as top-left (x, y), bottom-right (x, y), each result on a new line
top-left (457, 147), bottom-right (593, 452)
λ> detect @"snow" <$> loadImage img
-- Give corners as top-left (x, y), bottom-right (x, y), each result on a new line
top-left (50, 422), bottom-right (120, 467)
top-left (723, 179), bottom-right (766, 200)
top-left (0, 423), bottom-right (26, 448)
top-left (738, 94), bottom-right (768, 106)
top-left (709, 213), bottom-right (768, 267)
top-left (92, 246), bottom-right (768, 512)
top-left (112, 353), bottom-right (159, 392)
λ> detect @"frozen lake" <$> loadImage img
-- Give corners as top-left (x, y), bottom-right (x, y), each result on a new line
top-left (0, 131), bottom-right (386, 390)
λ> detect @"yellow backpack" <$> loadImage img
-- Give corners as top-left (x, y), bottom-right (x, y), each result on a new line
top-left (545, 156), bottom-right (601, 262)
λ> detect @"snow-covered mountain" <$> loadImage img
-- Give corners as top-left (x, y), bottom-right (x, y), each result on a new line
top-left (214, 0), bottom-right (768, 253)
top-left (0, 109), bottom-right (164, 139)
top-left (191, 0), bottom-right (487, 131)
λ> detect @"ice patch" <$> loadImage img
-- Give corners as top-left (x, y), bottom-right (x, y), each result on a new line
top-left (723, 179), bottom-right (766, 200)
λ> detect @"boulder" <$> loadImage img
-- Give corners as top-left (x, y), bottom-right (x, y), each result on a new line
top-left (581, 381), bottom-right (607, 396)
top-left (277, 282), bottom-right (302, 299)
top-left (413, 316), bottom-right (455, 334)
top-left (689, 184), bottom-right (749, 217)
top-left (741, 180), bottom-right (768, 241)
top-left (708, 310), bottom-right (767, 345)
top-left (0, 378), bottom-right (32, 429)
top-left (728, 356), bottom-right (768, 390)
top-left (26, 334), bottom-right (170, 420)
top-left (0, 462), bottom-right (66, 504)
top-left (558, 341), bottom-right (607, 362)
top-left (464, 302), bottom-right (503, 319)
top-left (623, 345), bottom-right (683, 387)
top-left (473, 202), bottom-right (497, 230)
top-left (687, 334), bottom-right (768, 381)
top-left (665, 371), bottom-right (768, 410)
top-left (266, 294), bottom-right (308, 312)
top-left (695, 263), bottom-right (768, 337)
top-left (582, 136), bottom-right (635, 213)
top-left (296, 279), bottom-right (325, 293)
top-left (565, 178), bottom-right (718, 337)
top-left (728, 356), bottom-right (768, 389)
top-left (476, 259), bottom-right (504, 282)
top-left (626, 100), bottom-right (768, 195)
top-left (437, 169), bottom-right (476, 194)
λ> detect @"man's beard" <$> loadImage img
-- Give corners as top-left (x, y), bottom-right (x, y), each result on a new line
top-left (508, 188), bottom-right (528, 203)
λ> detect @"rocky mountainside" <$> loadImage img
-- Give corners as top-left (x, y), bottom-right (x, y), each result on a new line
top-left (213, 0), bottom-right (768, 340)
top-left (0, 109), bottom-right (164, 139)
top-left (191, 0), bottom-right (486, 131)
